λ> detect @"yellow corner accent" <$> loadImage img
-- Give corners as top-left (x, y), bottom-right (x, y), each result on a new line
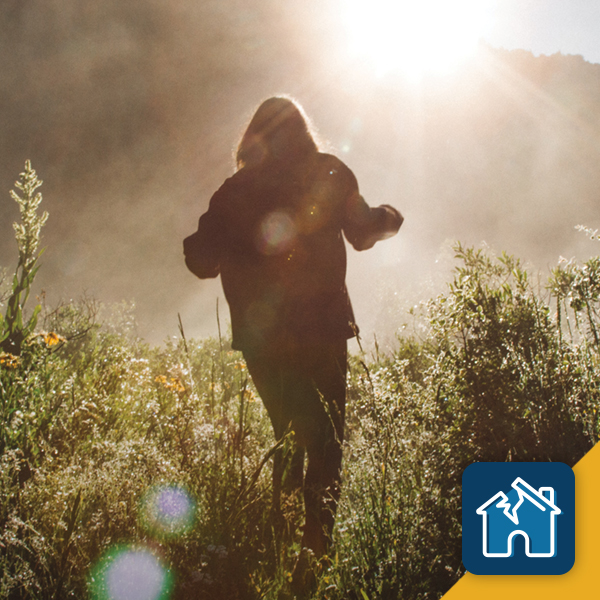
top-left (444, 444), bottom-right (599, 599)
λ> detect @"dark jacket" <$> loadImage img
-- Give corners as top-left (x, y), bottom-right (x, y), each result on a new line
top-left (184, 153), bottom-right (403, 352)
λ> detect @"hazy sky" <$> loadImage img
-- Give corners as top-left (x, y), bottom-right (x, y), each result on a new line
top-left (486, 0), bottom-right (600, 63)
top-left (2, 1), bottom-right (600, 347)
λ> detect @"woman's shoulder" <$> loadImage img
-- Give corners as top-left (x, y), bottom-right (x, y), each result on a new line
top-left (316, 153), bottom-right (358, 189)
top-left (210, 168), bottom-right (255, 203)
top-left (316, 152), bottom-right (349, 170)
top-left (224, 167), bottom-right (254, 189)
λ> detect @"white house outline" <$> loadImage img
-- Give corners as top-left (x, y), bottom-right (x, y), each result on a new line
top-left (476, 477), bottom-right (562, 558)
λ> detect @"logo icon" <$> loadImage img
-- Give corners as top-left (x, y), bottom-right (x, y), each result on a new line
top-left (477, 477), bottom-right (561, 557)
top-left (462, 462), bottom-right (575, 575)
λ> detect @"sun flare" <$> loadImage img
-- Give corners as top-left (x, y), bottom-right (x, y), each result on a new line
top-left (341, 0), bottom-right (496, 79)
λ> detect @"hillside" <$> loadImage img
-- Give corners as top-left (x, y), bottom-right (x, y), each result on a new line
top-left (2, 240), bottom-right (599, 599)
top-left (1, 160), bottom-right (600, 598)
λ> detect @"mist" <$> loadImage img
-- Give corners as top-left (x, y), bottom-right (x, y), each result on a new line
top-left (2, 0), bottom-right (600, 347)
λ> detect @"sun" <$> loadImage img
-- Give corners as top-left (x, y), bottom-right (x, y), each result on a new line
top-left (341, 0), bottom-right (496, 79)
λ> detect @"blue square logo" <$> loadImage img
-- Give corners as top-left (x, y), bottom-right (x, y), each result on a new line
top-left (462, 462), bottom-right (575, 575)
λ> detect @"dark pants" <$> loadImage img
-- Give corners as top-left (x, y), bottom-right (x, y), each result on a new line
top-left (243, 339), bottom-right (347, 557)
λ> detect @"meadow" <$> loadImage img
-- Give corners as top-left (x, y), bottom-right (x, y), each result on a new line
top-left (1, 164), bottom-right (599, 599)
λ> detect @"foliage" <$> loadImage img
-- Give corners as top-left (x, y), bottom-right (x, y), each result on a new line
top-left (1, 188), bottom-right (599, 599)
top-left (319, 243), bottom-right (597, 599)
top-left (427, 244), bottom-right (593, 465)
top-left (0, 161), bottom-right (48, 356)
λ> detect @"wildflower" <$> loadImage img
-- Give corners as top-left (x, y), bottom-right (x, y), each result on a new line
top-left (42, 332), bottom-right (66, 347)
top-left (0, 352), bottom-right (20, 368)
top-left (1, 161), bottom-right (47, 355)
top-left (155, 375), bottom-right (186, 394)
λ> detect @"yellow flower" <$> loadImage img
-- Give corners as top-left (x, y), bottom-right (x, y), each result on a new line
top-left (42, 332), bottom-right (66, 347)
top-left (155, 374), bottom-right (186, 394)
top-left (168, 377), bottom-right (186, 394)
top-left (0, 352), bottom-right (20, 369)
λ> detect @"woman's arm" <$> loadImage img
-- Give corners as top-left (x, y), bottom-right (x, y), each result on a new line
top-left (183, 185), bottom-right (229, 279)
top-left (343, 190), bottom-right (404, 251)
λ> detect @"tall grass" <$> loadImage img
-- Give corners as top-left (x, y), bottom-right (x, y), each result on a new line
top-left (1, 164), bottom-right (599, 599)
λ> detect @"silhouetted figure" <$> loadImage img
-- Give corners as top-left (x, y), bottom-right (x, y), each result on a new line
top-left (184, 96), bottom-right (402, 590)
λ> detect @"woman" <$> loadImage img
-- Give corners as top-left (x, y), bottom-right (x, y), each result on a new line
top-left (184, 96), bottom-right (403, 582)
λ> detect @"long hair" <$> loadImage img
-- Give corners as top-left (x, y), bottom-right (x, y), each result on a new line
top-left (236, 96), bottom-right (319, 171)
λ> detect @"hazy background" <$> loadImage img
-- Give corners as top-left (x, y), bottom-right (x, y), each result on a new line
top-left (2, 0), bottom-right (600, 347)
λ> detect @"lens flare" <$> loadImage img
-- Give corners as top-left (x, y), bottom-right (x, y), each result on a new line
top-left (89, 546), bottom-right (173, 600)
top-left (140, 485), bottom-right (196, 538)
top-left (257, 211), bottom-right (297, 255)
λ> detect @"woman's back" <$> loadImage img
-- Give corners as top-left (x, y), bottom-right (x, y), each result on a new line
top-left (188, 152), bottom-right (359, 351)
